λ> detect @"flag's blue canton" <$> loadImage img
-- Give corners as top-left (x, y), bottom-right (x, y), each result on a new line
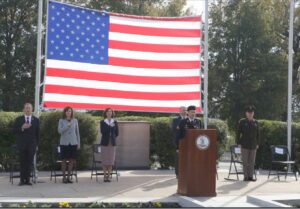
top-left (47, 1), bottom-right (109, 64)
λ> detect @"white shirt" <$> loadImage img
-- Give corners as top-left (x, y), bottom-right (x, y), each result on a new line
top-left (188, 117), bottom-right (195, 123)
top-left (180, 115), bottom-right (187, 120)
top-left (104, 118), bottom-right (115, 126)
top-left (24, 115), bottom-right (32, 124)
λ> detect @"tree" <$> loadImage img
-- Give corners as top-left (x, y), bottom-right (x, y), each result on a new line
top-left (86, 0), bottom-right (190, 17)
top-left (208, 0), bottom-right (288, 127)
top-left (290, 1), bottom-right (300, 120)
top-left (0, 0), bottom-right (37, 111)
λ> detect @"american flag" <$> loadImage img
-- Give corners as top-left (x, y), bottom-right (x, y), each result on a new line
top-left (43, 0), bottom-right (201, 112)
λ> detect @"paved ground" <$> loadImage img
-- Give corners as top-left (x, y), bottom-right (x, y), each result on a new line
top-left (0, 163), bottom-right (299, 207)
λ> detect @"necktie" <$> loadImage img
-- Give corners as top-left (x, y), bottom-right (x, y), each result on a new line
top-left (26, 117), bottom-right (29, 123)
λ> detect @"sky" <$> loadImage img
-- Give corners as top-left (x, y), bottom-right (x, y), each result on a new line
top-left (185, 0), bottom-right (205, 16)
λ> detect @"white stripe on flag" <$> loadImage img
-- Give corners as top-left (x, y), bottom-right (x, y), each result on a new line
top-left (108, 49), bottom-right (200, 61)
top-left (44, 93), bottom-right (200, 107)
top-left (45, 76), bottom-right (200, 93)
top-left (46, 60), bottom-right (200, 77)
top-left (110, 16), bottom-right (201, 30)
top-left (109, 32), bottom-right (201, 45)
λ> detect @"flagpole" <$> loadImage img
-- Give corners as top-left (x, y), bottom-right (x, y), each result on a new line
top-left (287, 0), bottom-right (294, 163)
top-left (34, 0), bottom-right (44, 182)
top-left (203, 0), bottom-right (209, 129)
top-left (35, 0), bottom-right (43, 117)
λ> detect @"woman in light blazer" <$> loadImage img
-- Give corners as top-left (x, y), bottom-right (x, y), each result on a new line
top-left (58, 106), bottom-right (80, 183)
top-left (100, 107), bottom-right (118, 182)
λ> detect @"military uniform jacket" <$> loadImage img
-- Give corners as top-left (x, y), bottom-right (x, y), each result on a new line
top-left (172, 115), bottom-right (185, 148)
top-left (176, 118), bottom-right (202, 148)
top-left (236, 118), bottom-right (259, 150)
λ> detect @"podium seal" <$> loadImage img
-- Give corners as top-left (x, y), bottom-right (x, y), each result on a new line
top-left (196, 135), bottom-right (210, 150)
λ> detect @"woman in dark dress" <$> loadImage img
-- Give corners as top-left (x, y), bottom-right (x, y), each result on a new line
top-left (100, 107), bottom-right (118, 182)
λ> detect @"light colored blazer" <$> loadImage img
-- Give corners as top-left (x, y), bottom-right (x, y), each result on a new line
top-left (58, 118), bottom-right (80, 147)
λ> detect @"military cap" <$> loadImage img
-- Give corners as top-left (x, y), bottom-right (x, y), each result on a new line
top-left (187, 105), bottom-right (196, 111)
top-left (245, 105), bottom-right (255, 112)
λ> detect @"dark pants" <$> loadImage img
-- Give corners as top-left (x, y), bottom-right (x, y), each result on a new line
top-left (175, 151), bottom-right (178, 177)
top-left (241, 148), bottom-right (256, 179)
top-left (19, 144), bottom-right (35, 183)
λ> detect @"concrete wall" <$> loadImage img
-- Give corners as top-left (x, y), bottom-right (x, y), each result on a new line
top-left (93, 121), bottom-right (150, 169)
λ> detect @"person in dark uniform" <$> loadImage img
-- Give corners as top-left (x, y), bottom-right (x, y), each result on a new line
top-left (236, 105), bottom-right (259, 181)
top-left (12, 103), bottom-right (40, 186)
top-left (171, 106), bottom-right (187, 178)
top-left (177, 105), bottom-right (202, 141)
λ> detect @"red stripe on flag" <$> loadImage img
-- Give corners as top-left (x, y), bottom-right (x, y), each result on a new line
top-left (108, 57), bottom-right (200, 69)
top-left (46, 68), bottom-right (200, 85)
top-left (45, 85), bottom-right (200, 100)
top-left (108, 40), bottom-right (200, 53)
top-left (110, 13), bottom-right (201, 22)
top-left (43, 101), bottom-right (201, 113)
top-left (110, 23), bottom-right (201, 37)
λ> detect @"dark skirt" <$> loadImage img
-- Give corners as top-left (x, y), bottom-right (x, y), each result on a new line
top-left (101, 144), bottom-right (116, 166)
top-left (60, 144), bottom-right (77, 160)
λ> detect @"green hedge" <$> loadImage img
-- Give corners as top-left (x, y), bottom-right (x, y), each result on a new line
top-left (208, 118), bottom-right (231, 161)
top-left (256, 120), bottom-right (300, 169)
top-left (0, 112), bottom-right (21, 170)
top-left (149, 117), bottom-right (174, 168)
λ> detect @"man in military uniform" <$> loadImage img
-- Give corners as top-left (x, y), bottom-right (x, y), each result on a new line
top-left (177, 105), bottom-right (202, 141)
top-left (236, 105), bottom-right (259, 181)
top-left (171, 106), bottom-right (187, 178)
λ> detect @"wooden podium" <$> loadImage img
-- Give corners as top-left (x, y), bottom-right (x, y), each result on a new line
top-left (177, 129), bottom-right (217, 197)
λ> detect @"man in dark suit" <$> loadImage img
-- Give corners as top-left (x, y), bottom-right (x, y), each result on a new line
top-left (171, 106), bottom-right (187, 178)
top-left (177, 105), bottom-right (202, 141)
top-left (13, 103), bottom-right (40, 186)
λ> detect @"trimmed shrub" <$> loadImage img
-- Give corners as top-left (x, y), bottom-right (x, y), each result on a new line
top-left (149, 117), bottom-right (174, 168)
top-left (0, 112), bottom-right (22, 170)
top-left (256, 120), bottom-right (300, 169)
top-left (208, 118), bottom-right (231, 161)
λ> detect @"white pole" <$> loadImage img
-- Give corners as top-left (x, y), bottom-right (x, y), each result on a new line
top-left (35, 0), bottom-right (43, 117)
top-left (34, 0), bottom-right (44, 182)
top-left (204, 0), bottom-right (209, 129)
top-left (287, 0), bottom-right (294, 161)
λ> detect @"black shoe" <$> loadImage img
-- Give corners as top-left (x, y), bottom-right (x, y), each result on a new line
top-left (25, 182), bottom-right (33, 186)
top-left (243, 178), bottom-right (249, 181)
top-left (18, 182), bottom-right (25, 186)
top-left (63, 178), bottom-right (68, 184)
top-left (104, 178), bottom-right (111, 182)
top-left (248, 177), bottom-right (256, 182)
top-left (67, 179), bottom-right (73, 184)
